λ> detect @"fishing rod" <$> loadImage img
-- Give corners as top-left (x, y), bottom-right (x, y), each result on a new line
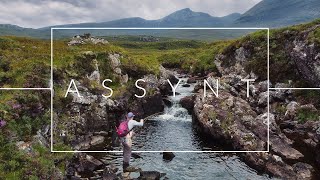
top-left (216, 153), bottom-right (238, 180)
top-left (140, 111), bottom-right (163, 121)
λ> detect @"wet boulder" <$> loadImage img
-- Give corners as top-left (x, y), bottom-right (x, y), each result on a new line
top-left (179, 95), bottom-right (195, 114)
top-left (129, 75), bottom-right (165, 118)
top-left (130, 91), bottom-right (164, 118)
top-left (102, 166), bottom-right (118, 180)
top-left (81, 154), bottom-right (104, 172)
top-left (163, 98), bottom-right (172, 107)
top-left (162, 152), bottom-right (175, 161)
top-left (139, 171), bottom-right (166, 180)
top-left (182, 84), bottom-right (191, 87)
top-left (159, 81), bottom-right (173, 96)
top-left (160, 65), bottom-right (178, 84)
top-left (187, 77), bottom-right (197, 83)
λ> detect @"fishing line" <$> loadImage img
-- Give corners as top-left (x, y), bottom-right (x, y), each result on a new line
top-left (216, 153), bottom-right (238, 180)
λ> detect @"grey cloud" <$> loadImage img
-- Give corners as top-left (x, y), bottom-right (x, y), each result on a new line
top-left (0, 0), bottom-right (261, 28)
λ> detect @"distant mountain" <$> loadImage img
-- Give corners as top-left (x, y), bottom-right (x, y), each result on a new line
top-left (235, 0), bottom-right (320, 27)
top-left (0, 24), bottom-right (41, 37)
top-left (38, 8), bottom-right (243, 40)
top-left (154, 8), bottom-right (240, 27)
top-left (44, 8), bottom-right (240, 28)
top-left (1, 1), bottom-right (320, 39)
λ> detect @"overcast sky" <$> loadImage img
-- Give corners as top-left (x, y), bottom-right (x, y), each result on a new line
top-left (0, 0), bottom-right (261, 28)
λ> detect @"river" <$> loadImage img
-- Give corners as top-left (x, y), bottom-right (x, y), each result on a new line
top-left (93, 76), bottom-right (274, 180)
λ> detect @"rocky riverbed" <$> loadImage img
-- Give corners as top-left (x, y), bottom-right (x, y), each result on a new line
top-left (51, 29), bottom-right (320, 179)
top-left (181, 41), bottom-right (320, 179)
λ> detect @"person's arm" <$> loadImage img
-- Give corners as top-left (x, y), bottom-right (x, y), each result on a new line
top-left (128, 119), bottom-right (144, 131)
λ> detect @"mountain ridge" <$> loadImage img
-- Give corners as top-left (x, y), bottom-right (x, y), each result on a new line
top-left (1, 0), bottom-right (320, 39)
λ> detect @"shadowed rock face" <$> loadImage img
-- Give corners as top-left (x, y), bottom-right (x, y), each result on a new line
top-left (191, 83), bottom-right (317, 179)
top-left (290, 25), bottom-right (320, 87)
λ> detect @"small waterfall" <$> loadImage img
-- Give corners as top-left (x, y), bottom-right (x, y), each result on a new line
top-left (157, 77), bottom-right (194, 121)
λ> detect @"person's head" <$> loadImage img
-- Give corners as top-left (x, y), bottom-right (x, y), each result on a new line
top-left (127, 112), bottom-right (135, 120)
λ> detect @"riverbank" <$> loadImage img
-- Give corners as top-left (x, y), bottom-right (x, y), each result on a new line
top-left (56, 50), bottom-right (320, 179)
top-left (65, 72), bottom-right (274, 180)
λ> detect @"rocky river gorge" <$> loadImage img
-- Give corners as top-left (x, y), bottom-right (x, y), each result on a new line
top-left (60, 67), bottom-right (319, 179)
top-left (48, 24), bottom-right (320, 179)
top-left (64, 75), bottom-right (273, 179)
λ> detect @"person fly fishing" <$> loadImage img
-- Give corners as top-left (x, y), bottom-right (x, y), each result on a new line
top-left (116, 112), bottom-right (144, 171)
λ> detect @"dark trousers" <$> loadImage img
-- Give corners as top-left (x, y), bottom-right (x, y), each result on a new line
top-left (122, 137), bottom-right (132, 170)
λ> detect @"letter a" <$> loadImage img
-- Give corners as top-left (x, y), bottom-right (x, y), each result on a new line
top-left (65, 79), bottom-right (82, 98)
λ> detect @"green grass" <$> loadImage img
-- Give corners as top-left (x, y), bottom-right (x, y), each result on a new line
top-left (158, 40), bottom-right (232, 75)
top-left (0, 36), bottom-right (50, 87)
top-left (297, 108), bottom-right (319, 123)
top-left (0, 90), bottom-right (73, 179)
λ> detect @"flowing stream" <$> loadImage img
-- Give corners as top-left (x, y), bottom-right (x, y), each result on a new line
top-left (94, 76), bottom-right (273, 179)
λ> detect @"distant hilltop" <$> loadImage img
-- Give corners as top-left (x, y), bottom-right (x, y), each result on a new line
top-left (1, 0), bottom-right (320, 39)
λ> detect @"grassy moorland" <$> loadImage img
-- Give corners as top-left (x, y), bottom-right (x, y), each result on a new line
top-left (0, 91), bottom-right (72, 179)
top-left (0, 37), bottom-right (51, 88)
top-left (0, 19), bottom-right (319, 178)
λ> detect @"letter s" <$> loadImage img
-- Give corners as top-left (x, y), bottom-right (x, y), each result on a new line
top-left (102, 79), bottom-right (113, 98)
top-left (135, 79), bottom-right (146, 98)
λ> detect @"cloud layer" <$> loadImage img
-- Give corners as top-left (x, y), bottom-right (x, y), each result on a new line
top-left (0, 0), bottom-right (261, 28)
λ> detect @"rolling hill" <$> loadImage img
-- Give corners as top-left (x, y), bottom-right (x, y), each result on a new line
top-left (1, 0), bottom-right (320, 39)
top-left (235, 0), bottom-right (320, 27)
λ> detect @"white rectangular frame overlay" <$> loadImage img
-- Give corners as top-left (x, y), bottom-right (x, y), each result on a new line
top-left (50, 27), bottom-right (270, 153)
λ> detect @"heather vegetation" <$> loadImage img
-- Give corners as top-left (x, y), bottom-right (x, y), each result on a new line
top-left (0, 91), bottom-right (72, 179)
top-left (0, 19), bottom-right (320, 179)
top-left (0, 36), bottom-right (50, 88)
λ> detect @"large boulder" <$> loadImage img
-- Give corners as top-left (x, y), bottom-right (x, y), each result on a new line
top-left (163, 152), bottom-right (175, 162)
top-left (128, 75), bottom-right (165, 118)
top-left (159, 65), bottom-right (178, 84)
top-left (187, 77), bottom-right (197, 83)
top-left (67, 153), bottom-right (104, 177)
top-left (179, 95), bottom-right (195, 114)
top-left (139, 171), bottom-right (166, 180)
top-left (193, 90), bottom-right (266, 151)
top-left (270, 134), bottom-right (304, 161)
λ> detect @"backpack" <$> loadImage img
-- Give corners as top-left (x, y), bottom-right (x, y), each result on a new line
top-left (116, 120), bottom-right (129, 137)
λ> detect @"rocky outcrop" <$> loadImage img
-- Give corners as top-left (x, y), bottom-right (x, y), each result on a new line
top-left (192, 85), bottom-right (317, 179)
top-left (68, 33), bottom-right (109, 46)
top-left (108, 53), bottom-right (128, 84)
top-left (179, 95), bottom-right (195, 114)
top-left (193, 89), bottom-right (266, 150)
top-left (290, 25), bottom-right (320, 87)
top-left (66, 153), bottom-right (105, 178)
top-left (54, 65), bottom-right (175, 151)
top-left (191, 40), bottom-right (319, 178)
top-left (159, 65), bottom-right (179, 96)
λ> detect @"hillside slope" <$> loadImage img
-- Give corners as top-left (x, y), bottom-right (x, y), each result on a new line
top-left (235, 0), bottom-right (320, 27)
